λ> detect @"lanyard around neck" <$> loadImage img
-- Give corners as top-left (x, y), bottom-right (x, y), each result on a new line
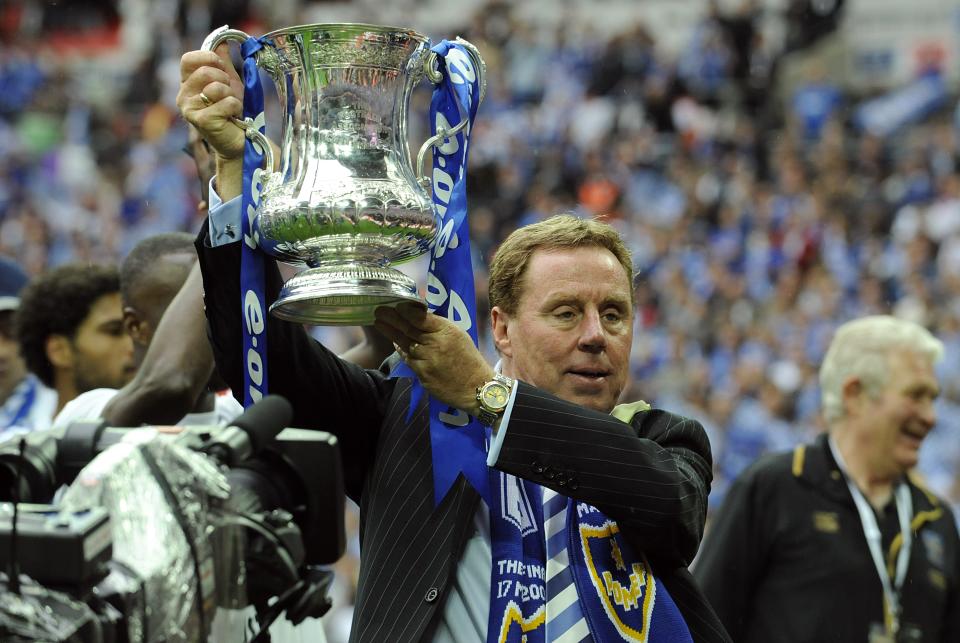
top-left (828, 436), bottom-right (913, 636)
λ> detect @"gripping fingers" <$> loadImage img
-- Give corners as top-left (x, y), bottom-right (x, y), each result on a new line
top-left (197, 81), bottom-right (234, 106)
top-left (180, 51), bottom-right (225, 82)
top-left (185, 94), bottom-right (243, 132)
top-left (372, 319), bottom-right (409, 354)
top-left (180, 48), bottom-right (239, 84)
top-left (179, 72), bottom-right (239, 122)
top-left (184, 66), bottom-right (235, 96)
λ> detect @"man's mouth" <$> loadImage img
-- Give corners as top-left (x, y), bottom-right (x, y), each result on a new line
top-left (900, 425), bottom-right (927, 447)
top-left (567, 368), bottom-right (611, 381)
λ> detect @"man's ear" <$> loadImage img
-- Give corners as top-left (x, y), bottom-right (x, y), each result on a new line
top-left (491, 306), bottom-right (513, 358)
top-left (123, 307), bottom-right (149, 347)
top-left (45, 334), bottom-right (73, 370)
top-left (841, 376), bottom-right (865, 416)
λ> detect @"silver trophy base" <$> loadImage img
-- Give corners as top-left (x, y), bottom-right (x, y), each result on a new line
top-left (270, 265), bottom-right (425, 326)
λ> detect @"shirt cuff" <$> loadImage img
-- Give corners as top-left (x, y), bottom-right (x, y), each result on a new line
top-left (486, 379), bottom-right (519, 466)
top-left (207, 177), bottom-right (242, 247)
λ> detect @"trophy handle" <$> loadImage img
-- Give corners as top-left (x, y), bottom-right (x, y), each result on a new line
top-left (201, 24), bottom-right (253, 53)
top-left (415, 38), bottom-right (487, 188)
top-left (199, 25), bottom-right (276, 172)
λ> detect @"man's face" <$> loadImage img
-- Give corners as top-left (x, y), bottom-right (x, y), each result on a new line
top-left (0, 311), bottom-right (26, 401)
top-left (71, 293), bottom-right (134, 393)
top-left (492, 246), bottom-right (634, 413)
top-left (853, 349), bottom-right (939, 477)
top-left (125, 253), bottom-right (195, 367)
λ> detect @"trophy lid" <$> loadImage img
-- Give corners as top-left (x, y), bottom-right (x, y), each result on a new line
top-left (255, 23), bottom-right (431, 74)
top-left (260, 22), bottom-right (429, 45)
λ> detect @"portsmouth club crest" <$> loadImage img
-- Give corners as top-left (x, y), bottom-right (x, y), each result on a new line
top-left (577, 504), bottom-right (657, 641)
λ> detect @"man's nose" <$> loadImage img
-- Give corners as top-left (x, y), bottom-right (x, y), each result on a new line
top-left (919, 399), bottom-right (936, 429)
top-left (578, 310), bottom-right (606, 353)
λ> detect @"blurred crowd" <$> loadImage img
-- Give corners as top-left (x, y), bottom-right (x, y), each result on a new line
top-left (2, 0), bottom-right (960, 640)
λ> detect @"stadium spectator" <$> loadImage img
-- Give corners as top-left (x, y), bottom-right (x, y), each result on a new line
top-left (50, 232), bottom-right (238, 429)
top-left (0, 256), bottom-right (57, 434)
top-left (15, 263), bottom-right (133, 415)
top-left (695, 316), bottom-right (959, 642)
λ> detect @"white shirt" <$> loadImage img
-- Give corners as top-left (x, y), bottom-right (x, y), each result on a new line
top-left (52, 387), bottom-right (243, 433)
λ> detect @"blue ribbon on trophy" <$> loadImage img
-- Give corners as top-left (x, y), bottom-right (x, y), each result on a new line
top-left (238, 36), bottom-right (270, 407)
top-left (389, 40), bottom-right (490, 506)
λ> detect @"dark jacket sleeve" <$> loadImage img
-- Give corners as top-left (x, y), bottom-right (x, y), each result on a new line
top-left (692, 462), bottom-right (767, 642)
top-left (943, 506), bottom-right (960, 643)
top-left (494, 381), bottom-right (713, 567)
top-left (194, 225), bottom-right (393, 500)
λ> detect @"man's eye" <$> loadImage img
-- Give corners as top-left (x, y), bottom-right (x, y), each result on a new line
top-left (555, 310), bottom-right (576, 320)
top-left (603, 311), bottom-right (623, 323)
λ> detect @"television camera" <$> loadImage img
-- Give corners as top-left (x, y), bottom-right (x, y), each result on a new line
top-left (0, 395), bottom-right (346, 642)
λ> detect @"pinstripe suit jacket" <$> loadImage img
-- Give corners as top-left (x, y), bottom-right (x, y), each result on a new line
top-left (195, 230), bottom-right (731, 643)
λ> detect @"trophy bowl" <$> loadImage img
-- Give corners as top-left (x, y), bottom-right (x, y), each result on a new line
top-left (202, 23), bottom-right (484, 325)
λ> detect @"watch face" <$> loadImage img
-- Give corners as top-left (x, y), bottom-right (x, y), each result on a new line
top-left (481, 383), bottom-right (509, 410)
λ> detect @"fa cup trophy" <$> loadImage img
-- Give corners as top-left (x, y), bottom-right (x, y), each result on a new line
top-left (202, 24), bottom-right (485, 325)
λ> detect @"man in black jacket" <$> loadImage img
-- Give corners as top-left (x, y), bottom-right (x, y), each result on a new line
top-left (178, 45), bottom-right (730, 643)
top-left (695, 315), bottom-right (960, 642)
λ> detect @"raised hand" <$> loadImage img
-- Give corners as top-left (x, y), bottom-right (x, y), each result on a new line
top-left (178, 44), bottom-right (246, 199)
top-left (374, 303), bottom-right (494, 416)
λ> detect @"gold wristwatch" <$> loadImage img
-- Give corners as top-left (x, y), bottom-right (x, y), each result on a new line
top-left (476, 374), bottom-right (514, 426)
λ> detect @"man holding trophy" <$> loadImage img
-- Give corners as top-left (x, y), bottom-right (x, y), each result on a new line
top-left (179, 21), bottom-right (728, 643)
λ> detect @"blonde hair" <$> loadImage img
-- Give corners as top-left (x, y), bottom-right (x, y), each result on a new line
top-left (488, 215), bottom-right (634, 314)
top-left (819, 315), bottom-right (943, 423)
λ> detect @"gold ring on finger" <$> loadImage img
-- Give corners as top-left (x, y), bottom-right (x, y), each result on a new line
top-left (199, 92), bottom-right (213, 107)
